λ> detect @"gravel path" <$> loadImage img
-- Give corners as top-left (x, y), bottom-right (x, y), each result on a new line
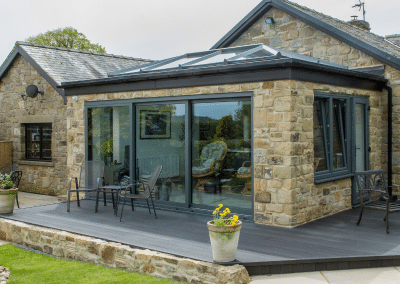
top-left (0, 266), bottom-right (10, 284)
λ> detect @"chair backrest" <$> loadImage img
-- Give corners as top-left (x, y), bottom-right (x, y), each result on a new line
top-left (200, 141), bottom-right (227, 164)
top-left (11, 170), bottom-right (23, 188)
top-left (354, 170), bottom-right (388, 200)
top-left (78, 161), bottom-right (105, 189)
top-left (0, 166), bottom-right (16, 175)
top-left (142, 165), bottom-right (162, 198)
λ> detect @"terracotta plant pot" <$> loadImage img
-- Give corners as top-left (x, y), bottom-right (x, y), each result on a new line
top-left (207, 220), bottom-right (242, 262)
top-left (0, 188), bottom-right (18, 214)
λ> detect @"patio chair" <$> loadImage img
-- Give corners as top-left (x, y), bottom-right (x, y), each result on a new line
top-left (67, 161), bottom-right (105, 212)
top-left (355, 170), bottom-right (400, 233)
top-left (118, 165), bottom-right (162, 221)
top-left (0, 166), bottom-right (21, 208)
top-left (192, 141), bottom-right (227, 190)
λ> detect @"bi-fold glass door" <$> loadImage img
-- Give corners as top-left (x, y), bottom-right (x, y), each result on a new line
top-left (86, 95), bottom-right (253, 215)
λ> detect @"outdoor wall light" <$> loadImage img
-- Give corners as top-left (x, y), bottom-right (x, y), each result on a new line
top-left (265, 17), bottom-right (275, 24)
top-left (25, 85), bottom-right (44, 98)
top-left (72, 96), bottom-right (79, 102)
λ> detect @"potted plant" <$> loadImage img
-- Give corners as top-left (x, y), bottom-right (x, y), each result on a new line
top-left (207, 204), bottom-right (242, 262)
top-left (0, 172), bottom-right (18, 214)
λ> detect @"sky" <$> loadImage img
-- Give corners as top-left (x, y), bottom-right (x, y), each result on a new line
top-left (1, 0), bottom-right (399, 64)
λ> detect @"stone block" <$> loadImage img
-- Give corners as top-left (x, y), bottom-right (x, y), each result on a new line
top-left (266, 204), bottom-right (283, 213)
top-left (274, 97), bottom-right (293, 112)
top-left (273, 214), bottom-right (296, 226)
top-left (255, 192), bottom-right (271, 203)
top-left (255, 213), bottom-right (272, 224)
top-left (274, 166), bottom-right (295, 179)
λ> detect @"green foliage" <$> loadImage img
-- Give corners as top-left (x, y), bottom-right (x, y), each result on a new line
top-left (213, 115), bottom-right (235, 141)
top-left (0, 244), bottom-right (182, 284)
top-left (0, 172), bottom-right (15, 190)
top-left (27, 27), bottom-right (106, 53)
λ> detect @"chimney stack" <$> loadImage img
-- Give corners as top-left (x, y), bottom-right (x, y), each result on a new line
top-left (347, 19), bottom-right (371, 31)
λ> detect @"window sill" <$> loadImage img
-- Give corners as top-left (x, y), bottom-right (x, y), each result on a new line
top-left (18, 160), bottom-right (54, 167)
top-left (314, 173), bottom-right (354, 184)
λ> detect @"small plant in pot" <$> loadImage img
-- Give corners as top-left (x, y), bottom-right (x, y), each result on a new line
top-left (0, 172), bottom-right (18, 214)
top-left (207, 204), bottom-right (242, 262)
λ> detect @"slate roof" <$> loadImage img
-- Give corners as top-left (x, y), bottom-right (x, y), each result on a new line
top-left (212, 0), bottom-right (400, 71)
top-left (0, 42), bottom-right (152, 85)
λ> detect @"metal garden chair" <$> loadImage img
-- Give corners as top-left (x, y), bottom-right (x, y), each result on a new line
top-left (0, 166), bottom-right (22, 208)
top-left (67, 161), bottom-right (105, 212)
top-left (355, 169), bottom-right (400, 233)
top-left (118, 165), bottom-right (162, 221)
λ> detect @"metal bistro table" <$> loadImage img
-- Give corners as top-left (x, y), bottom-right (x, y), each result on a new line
top-left (95, 184), bottom-right (128, 215)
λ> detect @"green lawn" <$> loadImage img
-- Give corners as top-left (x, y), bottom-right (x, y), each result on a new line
top-left (0, 244), bottom-right (183, 284)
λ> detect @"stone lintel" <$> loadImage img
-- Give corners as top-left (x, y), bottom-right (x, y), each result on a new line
top-left (18, 115), bottom-right (55, 124)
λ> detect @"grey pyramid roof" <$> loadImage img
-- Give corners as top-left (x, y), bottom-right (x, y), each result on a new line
top-left (212, 0), bottom-right (400, 71)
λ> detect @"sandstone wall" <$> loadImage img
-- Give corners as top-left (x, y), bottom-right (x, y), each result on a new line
top-left (0, 55), bottom-right (68, 195)
top-left (0, 218), bottom-right (249, 284)
top-left (66, 80), bottom-right (385, 227)
top-left (228, 7), bottom-right (398, 197)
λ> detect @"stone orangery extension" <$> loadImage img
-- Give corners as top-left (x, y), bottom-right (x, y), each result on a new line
top-left (1, 0), bottom-right (400, 228)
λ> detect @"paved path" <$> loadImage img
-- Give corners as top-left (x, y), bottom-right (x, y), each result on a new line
top-left (15, 192), bottom-right (61, 209)
top-left (250, 267), bottom-right (400, 284)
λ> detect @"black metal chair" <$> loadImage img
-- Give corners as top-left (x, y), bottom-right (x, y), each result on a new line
top-left (118, 165), bottom-right (162, 221)
top-left (67, 161), bottom-right (105, 212)
top-left (355, 170), bottom-right (400, 233)
top-left (0, 166), bottom-right (21, 208)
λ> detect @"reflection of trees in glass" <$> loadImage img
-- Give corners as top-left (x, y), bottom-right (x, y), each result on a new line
top-left (88, 106), bottom-right (130, 164)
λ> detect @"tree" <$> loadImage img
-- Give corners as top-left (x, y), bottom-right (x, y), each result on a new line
top-left (26, 27), bottom-right (106, 53)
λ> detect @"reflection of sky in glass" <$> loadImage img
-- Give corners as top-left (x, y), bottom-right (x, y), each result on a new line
top-left (194, 101), bottom-right (241, 120)
top-left (174, 104), bottom-right (185, 116)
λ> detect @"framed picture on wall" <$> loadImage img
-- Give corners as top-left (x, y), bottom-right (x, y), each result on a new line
top-left (140, 110), bottom-right (171, 139)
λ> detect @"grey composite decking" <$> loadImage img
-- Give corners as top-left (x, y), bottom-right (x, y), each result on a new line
top-left (2, 200), bottom-right (400, 275)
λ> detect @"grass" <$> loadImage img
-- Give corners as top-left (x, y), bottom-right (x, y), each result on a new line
top-left (0, 244), bottom-right (183, 284)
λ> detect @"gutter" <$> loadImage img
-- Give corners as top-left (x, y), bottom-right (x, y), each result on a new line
top-left (385, 85), bottom-right (396, 201)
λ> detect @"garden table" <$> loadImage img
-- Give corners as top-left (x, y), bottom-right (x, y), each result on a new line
top-left (95, 184), bottom-right (128, 215)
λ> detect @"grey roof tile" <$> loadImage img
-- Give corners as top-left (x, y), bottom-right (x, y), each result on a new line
top-left (17, 42), bottom-right (152, 84)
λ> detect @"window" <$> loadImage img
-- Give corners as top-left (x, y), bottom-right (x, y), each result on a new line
top-left (313, 93), bottom-right (368, 183)
top-left (25, 123), bottom-right (52, 161)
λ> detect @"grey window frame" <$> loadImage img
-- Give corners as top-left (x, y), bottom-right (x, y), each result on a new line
top-left (314, 92), bottom-right (369, 183)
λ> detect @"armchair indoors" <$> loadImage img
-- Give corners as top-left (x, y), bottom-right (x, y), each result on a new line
top-left (236, 161), bottom-right (251, 195)
top-left (192, 141), bottom-right (227, 190)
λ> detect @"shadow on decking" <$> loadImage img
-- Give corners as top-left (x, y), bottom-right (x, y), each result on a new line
top-left (2, 199), bottom-right (400, 275)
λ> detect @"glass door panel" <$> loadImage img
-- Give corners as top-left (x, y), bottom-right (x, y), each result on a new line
top-left (355, 103), bottom-right (366, 171)
top-left (88, 106), bottom-right (131, 185)
top-left (135, 103), bottom-right (186, 204)
top-left (191, 100), bottom-right (252, 212)
top-left (352, 100), bottom-right (369, 205)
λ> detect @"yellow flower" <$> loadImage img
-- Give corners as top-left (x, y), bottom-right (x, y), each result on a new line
top-left (233, 215), bottom-right (239, 220)
top-left (225, 208), bottom-right (231, 214)
top-left (213, 210), bottom-right (217, 215)
top-left (218, 204), bottom-right (223, 208)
